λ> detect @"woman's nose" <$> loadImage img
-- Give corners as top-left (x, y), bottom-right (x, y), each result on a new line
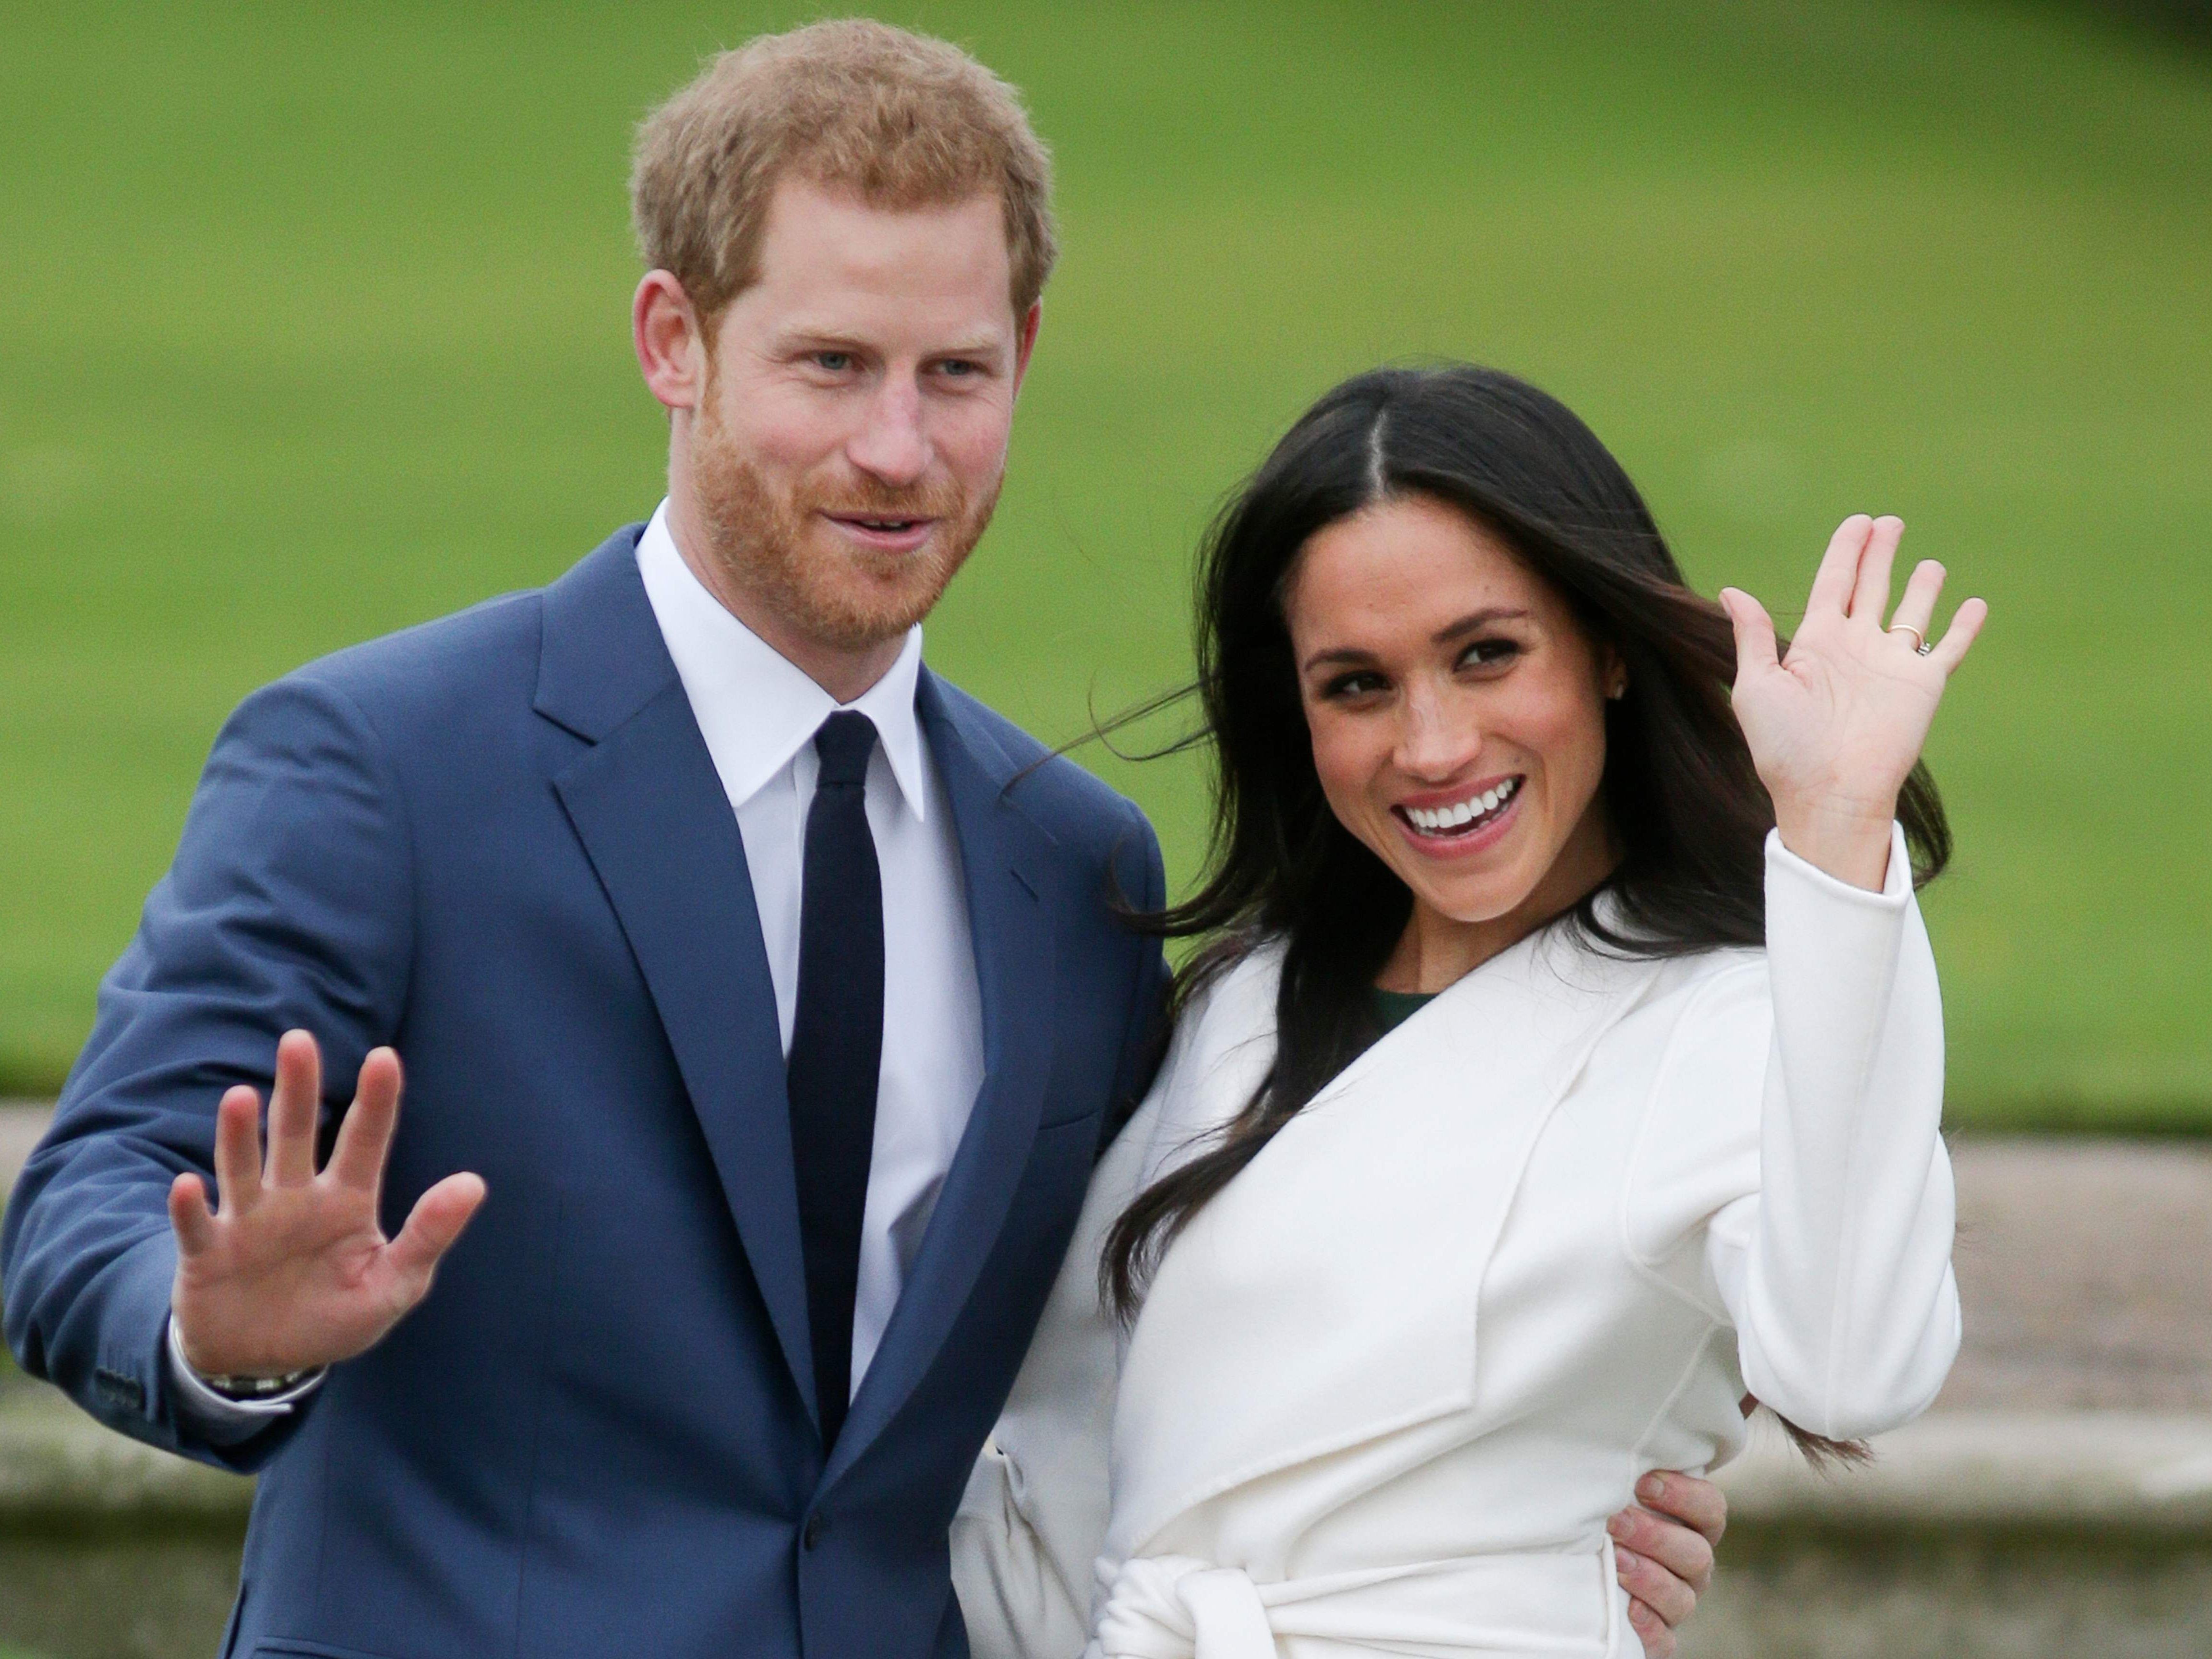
top-left (1395, 686), bottom-right (1479, 779)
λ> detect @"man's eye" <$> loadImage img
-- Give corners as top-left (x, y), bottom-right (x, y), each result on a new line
top-left (813, 351), bottom-right (854, 372)
top-left (938, 359), bottom-right (981, 378)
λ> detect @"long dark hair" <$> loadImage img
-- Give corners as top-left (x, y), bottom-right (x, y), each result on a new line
top-left (1105, 364), bottom-right (1949, 1467)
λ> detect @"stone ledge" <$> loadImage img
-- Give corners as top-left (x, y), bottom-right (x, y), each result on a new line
top-left (6, 1386), bottom-right (2212, 1542)
top-left (0, 1390), bottom-right (250, 1535)
top-left (0, 1103), bottom-right (48, 1201)
top-left (1716, 1409), bottom-right (2212, 1534)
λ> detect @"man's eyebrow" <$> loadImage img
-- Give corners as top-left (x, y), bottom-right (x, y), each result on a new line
top-left (925, 336), bottom-right (1008, 359)
top-left (778, 326), bottom-right (878, 349)
top-left (768, 328), bottom-right (1006, 359)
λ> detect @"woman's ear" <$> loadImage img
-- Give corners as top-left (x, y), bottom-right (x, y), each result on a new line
top-left (1600, 644), bottom-right (1629, 701)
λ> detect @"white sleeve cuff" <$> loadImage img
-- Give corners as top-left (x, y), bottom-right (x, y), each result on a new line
top-left (165, 1314), bottom-right (326, 1429)
top-left (1764, 821), bottom-right (1913, 907)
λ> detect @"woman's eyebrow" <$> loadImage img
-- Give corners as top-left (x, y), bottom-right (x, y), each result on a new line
top-left (1300, 645), bottom-right (1378, 673)
top-left (1300, 608), bottom-right (1535, 673)
top-left (1433, 606), bottom-right (1532, 643)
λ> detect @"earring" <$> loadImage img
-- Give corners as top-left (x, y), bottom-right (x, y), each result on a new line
top-left (1607, 679), bottom-right (1628, 700)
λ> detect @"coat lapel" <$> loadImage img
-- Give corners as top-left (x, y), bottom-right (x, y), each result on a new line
top-left (535, 530), bottom-right (817, 1418)
top-left (826, 671), bottom-right (1059, 1481)
top-left (1109, 932), bottom-right (1666, 1550)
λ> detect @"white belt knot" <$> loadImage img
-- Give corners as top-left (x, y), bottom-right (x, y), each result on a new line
top-left (1096, 1556), bottom-right (1278, 1659)
top-left (1094, 1541), bottom-right (1623, 1659)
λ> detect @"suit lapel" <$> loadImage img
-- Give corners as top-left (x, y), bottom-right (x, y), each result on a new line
top-left (536, 531), bottom-right (817, 1419)
top-left (827, 672), bottom-right (1059, 1480)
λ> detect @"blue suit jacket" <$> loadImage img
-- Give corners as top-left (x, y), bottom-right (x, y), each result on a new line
top-left (1, 526), bottom-right (1170, 1659)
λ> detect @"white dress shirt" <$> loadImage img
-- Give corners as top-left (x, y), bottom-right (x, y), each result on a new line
top-left (635, 500), bottom-right (986, 1391)
top-left (170, 502), bottom-right (986, 1431)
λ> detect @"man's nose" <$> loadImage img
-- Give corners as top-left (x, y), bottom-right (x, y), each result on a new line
top-left (846, 374), bottom-right (931, 487)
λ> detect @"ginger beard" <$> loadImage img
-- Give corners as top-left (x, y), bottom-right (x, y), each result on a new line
top-left (688, 378), bottom-right (1001, 653)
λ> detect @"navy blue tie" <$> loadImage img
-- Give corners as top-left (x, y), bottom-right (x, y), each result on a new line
top-left (785, 710), bottom-right (884, 1451)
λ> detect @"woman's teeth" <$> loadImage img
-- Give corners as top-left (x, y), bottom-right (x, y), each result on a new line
top-left (1403, 777), bottom-right (1521, 837)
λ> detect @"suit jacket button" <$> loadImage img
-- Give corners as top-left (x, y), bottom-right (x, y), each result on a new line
top-left (802, 1513), bottom-right (825, 1551)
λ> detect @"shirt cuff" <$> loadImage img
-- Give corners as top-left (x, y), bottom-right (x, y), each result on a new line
top-left (165, 1314), bottom-right (326, 1439)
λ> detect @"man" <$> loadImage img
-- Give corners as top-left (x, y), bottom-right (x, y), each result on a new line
top-left (2, 21), bottom-right (1722, 1659)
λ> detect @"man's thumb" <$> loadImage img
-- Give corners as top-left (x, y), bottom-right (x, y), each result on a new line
top-left (386, 1172), bottom-right (489, 1291)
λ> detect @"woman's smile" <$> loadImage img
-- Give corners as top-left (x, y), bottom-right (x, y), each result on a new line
top-left (1391, 773), bottom-right (1525, 854)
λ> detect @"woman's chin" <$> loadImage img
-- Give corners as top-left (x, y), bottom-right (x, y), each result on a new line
top-left (1383, 850), bottom-right (1534, 926)
top-left (1406, 878), bottom-right (1537, 930)
top-left (1378, 817), bottom-right (1541, 922)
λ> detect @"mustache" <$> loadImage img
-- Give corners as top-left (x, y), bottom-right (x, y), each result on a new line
top-left (802, 478), bottom-right (966, 519)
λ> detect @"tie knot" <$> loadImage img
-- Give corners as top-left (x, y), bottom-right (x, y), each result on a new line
top-left (813, 710), bottom-right (878, 787)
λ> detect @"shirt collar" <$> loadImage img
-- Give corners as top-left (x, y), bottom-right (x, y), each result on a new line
top-left (635, 501), bottom-right (930, 820)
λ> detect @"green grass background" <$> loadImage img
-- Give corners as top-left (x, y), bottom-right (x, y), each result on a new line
top-left (0, 0), bottom-right (2206, 1126)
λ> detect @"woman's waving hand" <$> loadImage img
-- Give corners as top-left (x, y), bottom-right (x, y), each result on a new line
top-left (1720, 514), bottom-right (1987, 890)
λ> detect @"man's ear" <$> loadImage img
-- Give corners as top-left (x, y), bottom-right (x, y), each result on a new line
top-left (634, 270), bottom-right (708, 412)
top-left (1010, 300), bottom-right (1044, 395)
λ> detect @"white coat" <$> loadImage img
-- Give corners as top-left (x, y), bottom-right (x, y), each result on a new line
top-left (952, 827), bottom-right (1960, 1659)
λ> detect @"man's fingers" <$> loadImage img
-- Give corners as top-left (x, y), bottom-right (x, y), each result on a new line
top-left (1805, 514), bottom-right (1874, 617)
top-left (1718, 588), bottom-right (1779, 685)
top-left (1637, 1468), bottom-right (1730, 1548)
top-left (1614, 1544), bottom-right (1697, 1628)
top-left (266, 1029), bottom-right (324, 1187)
top-left (1848, 514), bottom-right (1904, 620)
top-left (325, 1047), bottom-right (405, 1194)
top-left (1624, 1597), bottom-right (1677, 1659)
top-left (1929, 595), bottom-right (1989, 675)
top-left (211, 1087), bottom-right (264, 1214)
top-left (385, 1172), bottom-right (489, 1293)
top-left (168, 1172), bottom-right (218, 1257)
top-left (1611, 1500), bottom-right (1716, 1596)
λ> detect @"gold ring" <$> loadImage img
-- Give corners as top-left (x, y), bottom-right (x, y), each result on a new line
top-left (1888, 624), bottom-right (1926, 653)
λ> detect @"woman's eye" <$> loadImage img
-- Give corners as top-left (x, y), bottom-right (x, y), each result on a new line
top-left (1323, 671), bottom-right (1388, 699)
top-left (1458, 638), bottom-right (1521, 670)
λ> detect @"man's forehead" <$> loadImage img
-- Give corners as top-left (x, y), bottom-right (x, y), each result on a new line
top-left (728, 188), bottom-right (1020, 345)
top-left (756, 178), bottom-right (1010, 284)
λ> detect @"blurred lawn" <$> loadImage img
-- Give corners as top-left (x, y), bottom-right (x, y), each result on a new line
top-left (0, 0), bottom-right (2206, 1126)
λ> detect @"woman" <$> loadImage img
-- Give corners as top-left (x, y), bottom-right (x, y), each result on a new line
top-left (953, 366), bottom-right (1980, 1659)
